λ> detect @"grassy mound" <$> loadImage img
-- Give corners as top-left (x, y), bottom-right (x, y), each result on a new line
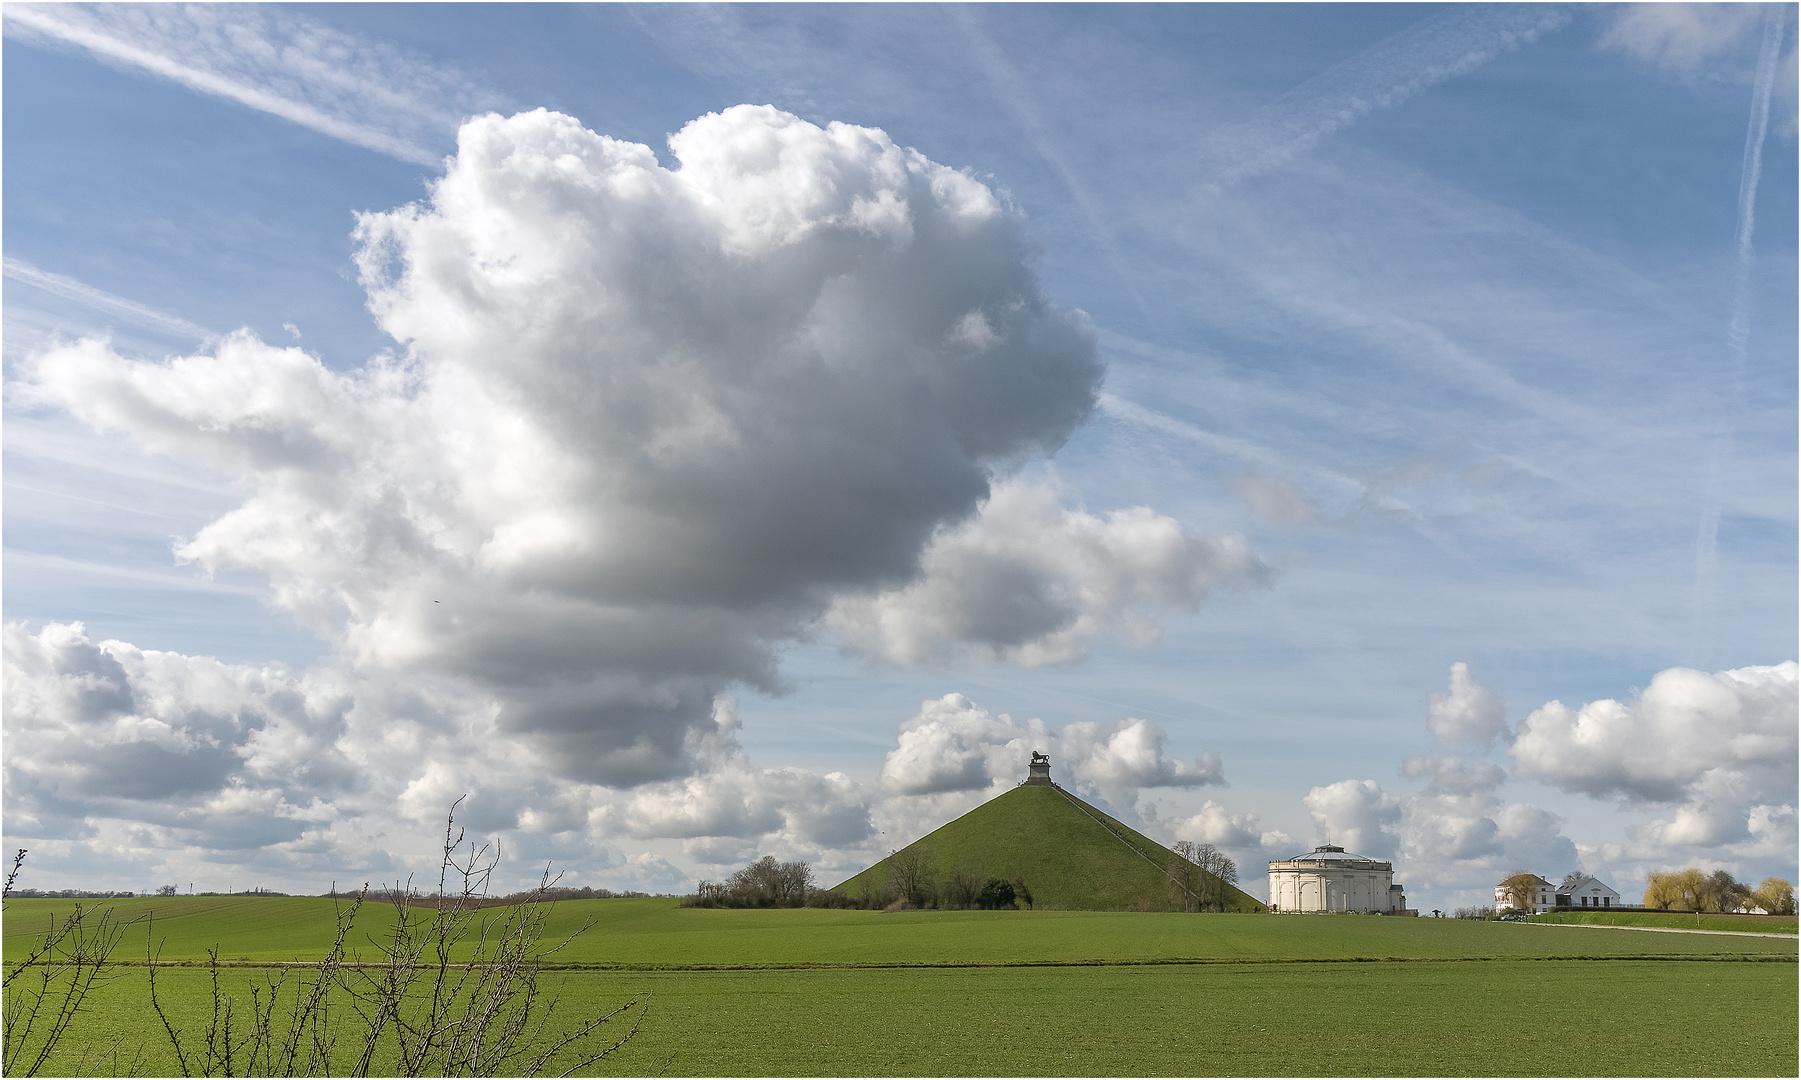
top-left (832, 783), bottom-right (1263, 912)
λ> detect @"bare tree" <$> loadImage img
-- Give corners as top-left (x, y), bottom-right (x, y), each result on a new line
top-left (687, 856), bottom-right (814, 908)
top-left (884, 846), bottom-right (936, 909)
top-left (1169, 841), bottom-right (1238, 912)
top-left (941, 866), bottom-right (986, 910)
top-left (1496, 871), bottom-right (1542, 913)
top-left (1702, 870), bottom-right (1751, 914)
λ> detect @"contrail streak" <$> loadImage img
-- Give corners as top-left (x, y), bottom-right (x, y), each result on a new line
top-left (1201, 4), bottom-right (1571, 192)
top-left (4, 4), bottom-right (463, 167)
top-left (4, 256), bottom-right (214, 341)
top-left (1692, 4), bottom-right (1786, 660)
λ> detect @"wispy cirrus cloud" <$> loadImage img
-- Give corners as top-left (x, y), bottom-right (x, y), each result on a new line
top-left (1200, 4), bottom-right (1573, 190)
top-left (4, 4), bottom-right (489, 166)
top-left (4, 257), bottom-right (214, 342)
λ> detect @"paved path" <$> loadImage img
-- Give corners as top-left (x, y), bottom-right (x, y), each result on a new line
top-left (1522, 921), bottom-right (1797, 940)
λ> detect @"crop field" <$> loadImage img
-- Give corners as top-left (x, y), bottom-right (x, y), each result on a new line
top-left (1524, 909), bottom-right (1798, 934)
top-left (6, 897), bottom-right (1796, 1076)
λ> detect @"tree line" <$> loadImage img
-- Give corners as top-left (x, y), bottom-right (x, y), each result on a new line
top-left (1490, 867), bottom-right (1794, 916)
top-left (682, 850), bottom-right (1032, 911)
top-left (1643, 869), bottom-right (1793, 915)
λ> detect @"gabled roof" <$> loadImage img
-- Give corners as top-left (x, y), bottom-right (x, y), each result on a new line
top-left (1556, 874), bottom-right (1619, 896)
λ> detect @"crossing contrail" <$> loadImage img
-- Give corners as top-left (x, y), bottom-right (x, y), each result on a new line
top-left (1692, 4), bottom-right (1786, 660)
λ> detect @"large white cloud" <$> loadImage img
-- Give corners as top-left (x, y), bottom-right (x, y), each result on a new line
top-left (1510, 662), bottom-right (1796, 804)
top-left (878, 692), bottom-right (1224, 810)
top-left (830, 478), bottom-right (1268, 666)
top-left (17, 105), bottom-right (1120, 786)
top-left (1510, 661), bottom-right (1798, 859)
top-left (1169, 800), bottom-right (1296, 863)
top-left (1426, 662), bottom-right (1507, 745)
top-left (1302, 779), bottom-right (1402, 859)
top-left (1303, 767), bottom-right (1579, 897)
top-left (3, 620), bottom-right (353, 833)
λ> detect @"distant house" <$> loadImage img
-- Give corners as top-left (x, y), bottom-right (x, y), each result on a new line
top-left (1556, 875), bottom-right (1621, 909)
top-left (1494, 874), bottom-right (1557, 913)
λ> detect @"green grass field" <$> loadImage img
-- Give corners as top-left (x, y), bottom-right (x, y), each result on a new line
top-left (6, 897), bottom-right (1795, 1076)
top-left (1525, 909), bottom-right (1798, 934)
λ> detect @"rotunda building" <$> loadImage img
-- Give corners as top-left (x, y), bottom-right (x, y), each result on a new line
top-left (1268, 845), bottom-right (1407, 914)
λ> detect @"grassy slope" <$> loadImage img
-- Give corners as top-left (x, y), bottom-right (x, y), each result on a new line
top-left (12, 897), bottom-right (1794, 968)
top-left (832, 783), bottom-right (1262, 912)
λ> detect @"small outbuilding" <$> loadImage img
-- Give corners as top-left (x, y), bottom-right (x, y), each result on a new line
top-left (1268, 845), bottom-right (1410, 914)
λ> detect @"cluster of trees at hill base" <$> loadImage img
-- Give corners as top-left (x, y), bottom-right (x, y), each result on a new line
top-left (684, 856), bottom-right (823, 908)
top-left (1643, 870), bottom-right (1794, 915)
top-left (1165, 841), bottom-right (1240, 912)
top-left (683, 852), bottom-right (1033, 911)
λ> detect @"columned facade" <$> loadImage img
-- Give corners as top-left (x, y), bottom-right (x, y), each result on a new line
top-left (1268, 846), bottom-right (1407, 913)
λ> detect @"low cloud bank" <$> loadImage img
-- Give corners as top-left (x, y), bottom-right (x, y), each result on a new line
top-left (1303, 661), bottom-right (1797, 906)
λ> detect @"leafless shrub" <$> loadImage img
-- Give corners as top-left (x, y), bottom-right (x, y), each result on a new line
top-left (3, 851), bottom-right (143, 1078)
top-left (146, 799), bottom-right (647, 1077)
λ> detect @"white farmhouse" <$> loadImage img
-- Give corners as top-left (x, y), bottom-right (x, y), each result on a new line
top-left (1495, 874), bottom-right (1558, 913)
top-left (1556, 875), bottom-right (1621, 909)
top-left (1268, 845), bottom-right (1411, 914)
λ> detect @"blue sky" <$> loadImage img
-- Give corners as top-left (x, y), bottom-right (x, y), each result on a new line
top-left (3, 3), bottom-right (1795, 911)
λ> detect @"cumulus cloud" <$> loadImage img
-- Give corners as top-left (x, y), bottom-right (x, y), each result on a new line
top-left (1302, 661), bottom-right (1796, 907)
top-left (1426, 662), bottom-right (1508, 745)
top-left (1512, 661), bottom-right (1798, 860)
top-left (1170, 800), bottom-right (1295, 858)
top-left (830, 478), bottom-right (1267, 666)
top-left (4, 620), bottom-right (352, 825)
top-left (1305, 765), bottom-right (1577, 895)
top-left (1302, 779), bottom-right (1401, 859)
top-left (2, 620), bottom-right (874, 892)
top-left (596, 699), bottom-right (874, 851)
top-left (878, 693), bottom-right (1224, 811)
top-left (1511, 662), bottom-right (1796, 804)
top-left (18, 105), bottom-right (1119, 787)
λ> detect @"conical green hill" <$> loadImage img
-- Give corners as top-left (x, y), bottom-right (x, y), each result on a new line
top-left (833, 783), bottom-right (1264, 912)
